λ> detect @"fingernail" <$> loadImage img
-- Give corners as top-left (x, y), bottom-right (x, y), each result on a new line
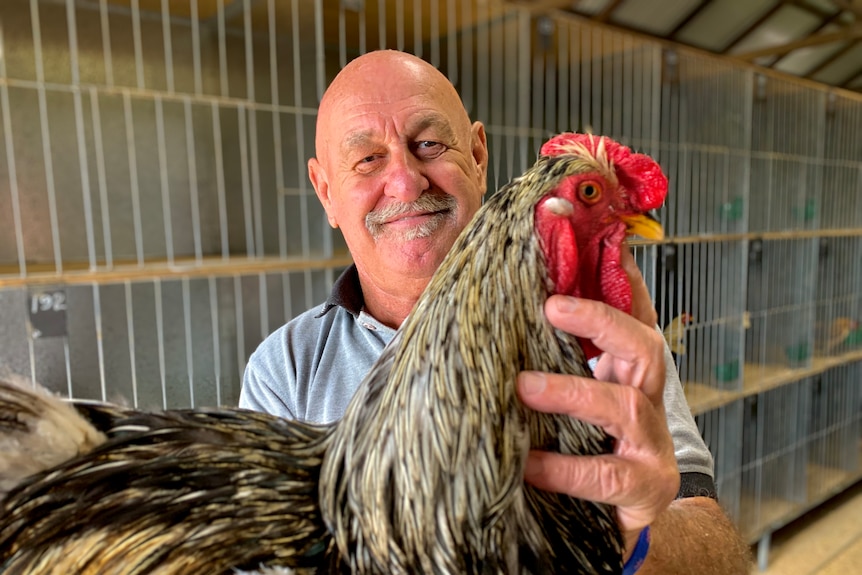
top-left (519, 371), bottom-right (547, 395)
top-left (524, 454), bottom-right (544, 479)
top-left (553, 296), bottom-right (579, 314)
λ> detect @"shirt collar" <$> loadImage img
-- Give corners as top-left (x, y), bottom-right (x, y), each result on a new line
top-left (316, 264), bottom-right (364, 318)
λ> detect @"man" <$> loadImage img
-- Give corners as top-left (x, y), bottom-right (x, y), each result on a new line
top-left (241, 50), bottom-right (750, 573)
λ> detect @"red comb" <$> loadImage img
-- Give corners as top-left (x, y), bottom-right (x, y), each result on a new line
top-left (540, 133), bottom-right (667, 212)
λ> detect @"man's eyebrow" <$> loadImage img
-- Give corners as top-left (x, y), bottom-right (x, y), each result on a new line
top-left (410, 114), bottom-right (457, 143)
top-left (341, 131), bottom-right (374, 154)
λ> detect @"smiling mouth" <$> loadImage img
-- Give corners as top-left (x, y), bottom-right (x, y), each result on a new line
top-left (367, 209), bottom-right (453, 241)
top-left (384, 210), bottom-right (448, 225)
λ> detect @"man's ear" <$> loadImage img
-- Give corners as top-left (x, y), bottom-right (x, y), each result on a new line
top-left (471, 121), bottom-right (489, 195)
top-left (308, 157), bottom-right (338, 228)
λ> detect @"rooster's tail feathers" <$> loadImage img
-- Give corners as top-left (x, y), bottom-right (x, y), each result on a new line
top-left (0, 375), bottom-right (107, 497)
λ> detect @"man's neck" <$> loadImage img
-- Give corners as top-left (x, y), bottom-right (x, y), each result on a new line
top-left (358, 272), bottom-right (428, 329)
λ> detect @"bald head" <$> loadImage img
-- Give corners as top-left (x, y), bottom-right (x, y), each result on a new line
top-left (315, 51), bottom-right (471, 161)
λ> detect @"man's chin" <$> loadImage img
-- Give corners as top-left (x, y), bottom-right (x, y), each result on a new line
top-left (381, 237), bottom-right (451, 270)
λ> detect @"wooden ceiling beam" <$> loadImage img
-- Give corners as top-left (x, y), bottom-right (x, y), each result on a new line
top-left (735, 23), bottom-right (862, 60)
top-left (785, 0), bottom-right (841, 18)
top-left (771, 8), bottom-right (844, 67)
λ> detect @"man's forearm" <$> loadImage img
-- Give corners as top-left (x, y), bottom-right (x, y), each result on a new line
top-left (635, 496), bottom-right (751, 575)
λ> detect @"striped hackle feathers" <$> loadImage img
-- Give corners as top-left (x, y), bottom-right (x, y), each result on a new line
top-left (320, 133), bottom-right (667, 574)
top-left (0, 133), bottom-right (666, 574)
top-left (0, 379), bottom-right (332, 575)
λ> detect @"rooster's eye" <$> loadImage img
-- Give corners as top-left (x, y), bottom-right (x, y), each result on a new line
top-left (578, 180), bottom-right (603, 204)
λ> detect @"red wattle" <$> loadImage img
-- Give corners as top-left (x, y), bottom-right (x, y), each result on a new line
top-left (536, 198), bottom-right (579, 297)
top-left (597, 228), bottom-right (632, 316)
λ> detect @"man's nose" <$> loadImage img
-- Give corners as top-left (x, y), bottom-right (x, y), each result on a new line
top-left (382, 150), bottom-right (430, 203)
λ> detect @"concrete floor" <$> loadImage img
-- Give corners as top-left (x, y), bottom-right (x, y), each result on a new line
top-left (750, 480), bottom-right (862, 575)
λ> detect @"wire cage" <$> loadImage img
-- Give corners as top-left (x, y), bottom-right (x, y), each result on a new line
top-left (0, 0), bottom-right (861, 566)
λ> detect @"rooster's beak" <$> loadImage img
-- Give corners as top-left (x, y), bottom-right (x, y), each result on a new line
top-left (621, 213), bottom-right (664, 241)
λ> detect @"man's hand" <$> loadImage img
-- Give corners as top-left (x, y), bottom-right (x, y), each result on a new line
top-left (517, 247), bottom-right (751, 572)
top-left (517, 294), bottom-right (680, 554)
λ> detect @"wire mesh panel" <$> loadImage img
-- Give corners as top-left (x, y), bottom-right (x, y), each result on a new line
top-left (658, 50), bottom-right (751, 238)
top-left (0, 0), bottom-right (331, 272)
top-left (748, 75), bottom-right (826, 234)
top-left (806, 362), bottom-right (862, 503)
top-left (0, 0), bottom-right (350, 400)
top-left (739, 381), bottom-right (810, 541)
top-left (650, 49), bottom-right (755, 415)
top-left (697, 399), bottom-right (744, 524)
top-left (814, 237), bottom-right (862, 359)
top-left (745, 238), bottom-right (819, 373)
top-left (820, 93), bottom-right (862, 231)
top-left (660, 240), bottom-right (747, 406)
top-left (522, 16), bottom-right (662, 149)
top-left (453, 13), bottom-right (663, 194)
top-left (6, 267), bottom-right (337, 406)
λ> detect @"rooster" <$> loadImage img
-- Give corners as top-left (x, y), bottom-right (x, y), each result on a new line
top-left (0, 133), bottom-right (666, 574)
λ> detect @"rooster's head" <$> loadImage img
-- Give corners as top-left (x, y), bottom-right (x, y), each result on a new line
top-left (534, 133), bottom-right (668, 358)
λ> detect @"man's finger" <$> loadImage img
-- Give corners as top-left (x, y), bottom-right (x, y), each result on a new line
top-left (543, 296), bottom-right (665, 403)
top-left (544, 296), bottom-right (663, 365)
top-left (518, 372), bottom-right (657, 442)
top-left (524, 450), bottom-right (639, 505)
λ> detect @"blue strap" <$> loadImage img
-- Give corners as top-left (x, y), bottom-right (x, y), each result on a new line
top-left (622, 526), bottom-right (651, 575)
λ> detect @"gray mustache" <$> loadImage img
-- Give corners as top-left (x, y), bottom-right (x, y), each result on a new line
top-left (365, 194), bottom-right (457, 230)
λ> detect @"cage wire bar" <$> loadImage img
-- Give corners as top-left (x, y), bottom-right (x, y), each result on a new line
top-left (0, 0), bottom-right (861, 566)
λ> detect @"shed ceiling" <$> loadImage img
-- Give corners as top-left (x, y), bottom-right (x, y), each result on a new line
top-left (557, 0), bottom-right (862, 92)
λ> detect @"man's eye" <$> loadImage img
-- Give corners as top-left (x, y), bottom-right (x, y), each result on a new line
top-left (415, 141), bottom-right (445, 157)
top-left (353, 155), bottom-right (382, 174)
